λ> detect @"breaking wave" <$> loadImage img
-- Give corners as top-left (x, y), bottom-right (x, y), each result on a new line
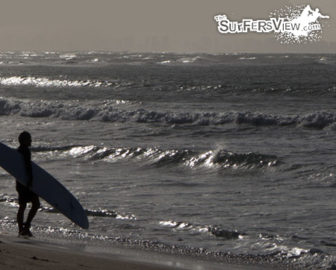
top-left (0, 76), bottom-right (133, 89)
top-left (31, 145), bottom-right (279, 170)
top-left (159, 220), bottom-right (243, 240)
top-left (1, 97), bottom-right (336, 129)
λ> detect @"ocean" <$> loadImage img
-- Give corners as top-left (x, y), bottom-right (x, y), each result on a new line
top-left (0, 51), bottom-right (335, 269)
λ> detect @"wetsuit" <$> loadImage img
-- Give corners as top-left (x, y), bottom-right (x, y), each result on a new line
top-left (16, 145), bottom-right (39, 205)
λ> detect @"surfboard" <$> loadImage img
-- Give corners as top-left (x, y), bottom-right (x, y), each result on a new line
top-left (0, 142), bottom-right (89, 229)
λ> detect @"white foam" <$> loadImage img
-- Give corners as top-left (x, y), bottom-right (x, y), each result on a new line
top-left (0, 76), bottom-right (125, 89)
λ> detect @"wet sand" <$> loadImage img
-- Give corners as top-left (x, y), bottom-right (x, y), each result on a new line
top-left (0, 238), bottom-right (177, 270)
top-left (0, 235), bottom-right (279, 270)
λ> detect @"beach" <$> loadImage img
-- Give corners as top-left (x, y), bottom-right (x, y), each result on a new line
top-left (0, 234), bottom-right (279, 270)
top-left (0, 234), bottom-right (184, 270)
top-left (0, 239), bottom-right (174, 270)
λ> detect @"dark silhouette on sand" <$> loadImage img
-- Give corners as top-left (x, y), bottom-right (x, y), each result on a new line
top-left (16, 131), bottom-right (40, 237)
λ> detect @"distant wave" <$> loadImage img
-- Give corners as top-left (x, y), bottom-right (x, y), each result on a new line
top-left (239, 56), bottom-right (257, 60)
top-left (0, 76), bottom-right (132, 89)
top-left (31, 144), bottom-right (279, 170)
top-left (0, 51), bottom-right (335, 67)
top-left (59, 53), bottom-right (77, 61)
top-left (1, 97), bottom-right (336, 129)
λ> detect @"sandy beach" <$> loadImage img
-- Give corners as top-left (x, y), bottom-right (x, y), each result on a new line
top-left (0, 236), bottom-right (178, 270)
top-left (0, 234), bottom-right (279, 270)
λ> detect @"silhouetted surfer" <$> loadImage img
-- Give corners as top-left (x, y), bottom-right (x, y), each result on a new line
top-left (16, 131), bottom-right (40, 237)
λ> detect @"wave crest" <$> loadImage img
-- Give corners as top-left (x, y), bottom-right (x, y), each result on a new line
top-left (1, 97), bottom-right (335, 129)
top-left (185, 150), bottom-right (278, 169)
top-left (0, 76), bottom-right (132, 89)
top-left (32, 145), bottom-right (279, 170)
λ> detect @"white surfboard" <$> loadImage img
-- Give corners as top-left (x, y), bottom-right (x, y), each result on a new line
top-left (0, 142), bottom-right (89, 229)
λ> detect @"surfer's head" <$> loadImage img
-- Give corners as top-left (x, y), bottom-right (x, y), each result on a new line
top-left (18, 131), bottom-right (32, 147)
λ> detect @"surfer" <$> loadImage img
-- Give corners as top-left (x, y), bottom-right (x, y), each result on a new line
top-left (16, 131), bottom-right (40, 237)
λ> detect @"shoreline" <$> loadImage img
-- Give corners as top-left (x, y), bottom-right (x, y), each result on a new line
top-left (0, 233), bottom-right (283, 270)
top-left (0, 234), bottom-right (182, 270)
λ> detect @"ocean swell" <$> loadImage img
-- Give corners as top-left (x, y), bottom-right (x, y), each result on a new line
top-left (0, 97), bottom-right (336, 129)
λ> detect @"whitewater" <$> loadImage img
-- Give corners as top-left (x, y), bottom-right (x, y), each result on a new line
top-left (0, 51), bottom-right (335, 269)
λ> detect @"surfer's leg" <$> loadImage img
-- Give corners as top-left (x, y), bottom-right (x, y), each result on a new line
top-left (25, 196), bottom-right (40, 229)
top-left (17, 203), bottom-right (26, 234)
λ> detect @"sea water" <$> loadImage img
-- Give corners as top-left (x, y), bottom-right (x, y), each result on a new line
top-left (0, 52), bottom-right (335, 269)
